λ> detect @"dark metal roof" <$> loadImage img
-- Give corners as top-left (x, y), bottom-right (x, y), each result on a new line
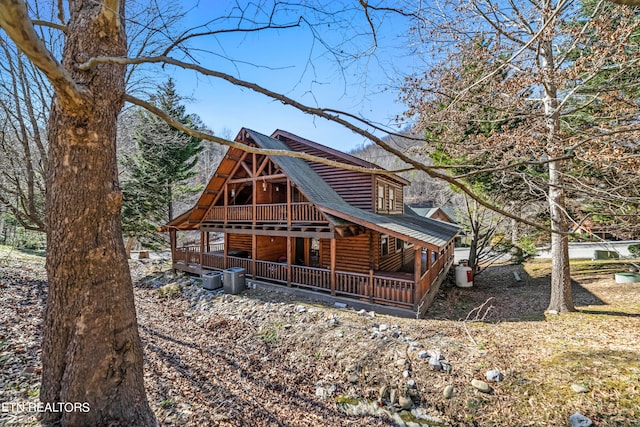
top-left (245, 129), bottom-right (460, 248)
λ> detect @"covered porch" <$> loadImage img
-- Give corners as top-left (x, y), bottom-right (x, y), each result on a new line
top-left (172, 239), bottom-right (455, 314)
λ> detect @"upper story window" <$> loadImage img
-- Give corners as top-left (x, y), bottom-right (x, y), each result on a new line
top-left (389, 188), bottom-right (395, 211)
top-left (377, 185), bottom-right (385, 210)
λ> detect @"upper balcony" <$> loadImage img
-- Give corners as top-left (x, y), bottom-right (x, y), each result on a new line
top-left (203, 202), bottom-right (326, 224)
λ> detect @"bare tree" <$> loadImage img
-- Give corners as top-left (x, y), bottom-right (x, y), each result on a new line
top-left (401, 0), bottom-right (640, 312)
top-left (0, 37), bottom-right (50, 232)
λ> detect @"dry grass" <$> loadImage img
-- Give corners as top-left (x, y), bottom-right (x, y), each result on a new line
top-left (1, 247), bottom-right (639, 426)
top-left (431, 259), bottom-right (640, 426)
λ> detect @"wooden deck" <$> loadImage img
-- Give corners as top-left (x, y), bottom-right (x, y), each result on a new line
top-left (173, 245), bottom-right (454, 311)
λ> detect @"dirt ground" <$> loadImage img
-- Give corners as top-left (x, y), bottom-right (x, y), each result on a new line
top-left (1, 249), bottom-right (639, 426)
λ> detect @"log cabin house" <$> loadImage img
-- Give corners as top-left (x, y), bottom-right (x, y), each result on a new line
top-left (163, 128), bottom-right (459, 317)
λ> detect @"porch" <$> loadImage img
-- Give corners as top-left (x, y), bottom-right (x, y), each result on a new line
top-left (172, 243), bottom-right (454, 312)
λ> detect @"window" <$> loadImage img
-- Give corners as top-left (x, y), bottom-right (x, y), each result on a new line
top-left (377, 185), bottom-right (385, 210)
top-left (381, 235), bottom-right (389, 256)
top-left (396, 237), bottom-right (403, 252)
top-left (389, 188), bottom-right (395, 211)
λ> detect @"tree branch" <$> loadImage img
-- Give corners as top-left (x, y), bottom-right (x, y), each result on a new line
top-left (0, 0), bottom-right (87, 109)
top-left (606, 0), bottom-right (640, 4)
top-left (31, 19), bottom-right (67, 33)
top-left (123, 94), bottom-right (411, 176)
top-left (83, 54), bottom-right (557, 233)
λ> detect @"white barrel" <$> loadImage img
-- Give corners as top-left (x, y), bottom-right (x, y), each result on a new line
top-left (455, 265), bottom-right (473, 288)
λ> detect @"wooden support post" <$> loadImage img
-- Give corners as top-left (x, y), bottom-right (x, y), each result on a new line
top-left (369, 230), bottom-right (375, 302)
top-left (414, 245), bottom-right (422, 309)
top-left (287, 179), bottom-right (292, 228)
top-left (224, 185), bottom-right (228, 224)
top-left (223, 233), bottom-right (228, 269)
top-left (330, 238), bottom-right (336, 296)
top-left (252, 153), bottom-right (257, 227)
top-left (286, 236), bottom-right (292, 287)
top-left (251, 234), bottom-right (257, 279)
top-left (199, 231), bottom-right (205, 274)
top-left (369, 269), bottom-right (374, 303)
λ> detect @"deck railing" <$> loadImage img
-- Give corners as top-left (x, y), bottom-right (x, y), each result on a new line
top-left (291, 265), bottom-right (331, 291)
top-left (173, 246), bottom-right (200, 264)
top-left (174, 247), bottom-right (418, 310)
top-left (203, 202), bottom-right (323, 223)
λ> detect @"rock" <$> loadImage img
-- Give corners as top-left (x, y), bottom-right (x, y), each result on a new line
top-left (485, 369), bottom-right (504, 382)
top-left (407, 379), bottom-right (416, 388)
top-left (398, 395), bottom-right (413, 410)
top-left (409, 341), bottom-right (420, 348)
top-left (569, 413), bottom-right (593, 427)
top-left (334, 302), bottom-right (347, 308)
top-left (443, 385), bottom-right (454, 399)
top-left (571, 384), bottom-right (589, 393)
top-left (357, 309), bottom-right (367, 315)
top-left (316, 386), bottom-right (328, 400)
top-left (389, 388), bottom-right (398, 405)
top-left (327, 315), bottom-right (339, 328)
top-left (471, 379), bottom-right (493, 394)
top-left (316, 384), bottom-right (336, 400)
top-left (295, 305), bottom-right (306, 313)
top-left (308, 307), bottom-right (321, 313)
top-left (428, 354), bottom-right (442, 371)
top-left (395, 358), bottom-right (407, 367)
top-left (379, 324), bottom-right (389, 332)
top-left (368, 311), bottom-right (376, 318)
top-left (441, 361), bottom-right (452, 374)
top-left (417, 350), bottom-right (430, 359)
top-left (402, 370), bottom-right (410, 378)
top-left (378, 384), bottom-right (389, 402)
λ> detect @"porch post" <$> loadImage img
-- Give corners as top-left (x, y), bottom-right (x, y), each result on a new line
top-left (251, 234), bottom-right (257, 279)
top-left (368, 230), bottom-right (374, 303)
top-left (199, 230), bottom-right (205, 274)
top-left (287, 179), bottom-right (292, 228)
top-left (223, 233), bottom-right (229, 269)
top-left (368, 269), bottom-right (374, 303)
top-left (286, 236), bottom-right (292, 287)
top-left (330, 238), bottom-right (336, 295)
top-left (414, 245), bottom-right (422, 310)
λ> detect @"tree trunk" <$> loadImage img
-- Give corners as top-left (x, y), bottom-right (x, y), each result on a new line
top-left (125, 236), bottom-right (135, 259)
top-left (167, 183), bottom-right (174, 221)
top-left (40, 1), bottom-right (156, 425)
top-left (539, 6), bottom-right (574, 313)
top-left (547, 160), bottom-right (573, 312)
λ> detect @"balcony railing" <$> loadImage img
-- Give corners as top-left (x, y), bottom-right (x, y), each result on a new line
top-left (203, 202), bottom-right (324, 223)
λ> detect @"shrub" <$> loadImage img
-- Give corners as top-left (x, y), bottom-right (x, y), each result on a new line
top-left (629, 244), bottom-right (640, 258)
top-left (156, 282), bottom-right (182, 298)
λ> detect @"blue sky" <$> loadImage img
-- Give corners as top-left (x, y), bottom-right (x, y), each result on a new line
top-left (164, 1), bottom-right (419, 152)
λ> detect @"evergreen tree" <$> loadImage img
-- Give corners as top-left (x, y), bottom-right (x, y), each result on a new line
top-left (121, 78), bottom-right (204, 251)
